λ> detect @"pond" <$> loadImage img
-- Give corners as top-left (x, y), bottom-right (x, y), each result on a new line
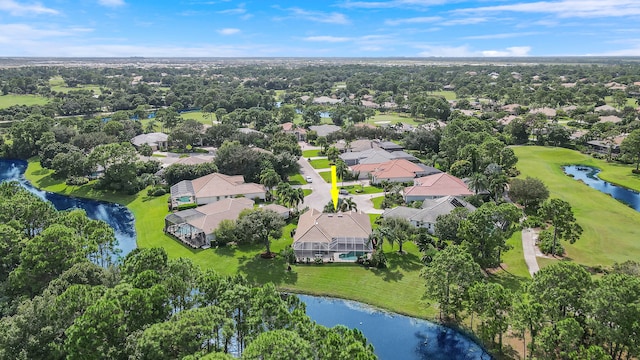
top-left (0, 157), bottom-right (490, 359)
top-left (564, 165), bottom-right (640, 211)
top-left (300, 295), bottom-right (491, 360)
top-left (0, 159), bottom-right (137, 256)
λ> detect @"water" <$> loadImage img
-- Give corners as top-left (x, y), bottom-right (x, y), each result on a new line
top-left (0, 159), bottom-right (137, 256)
top-left (0, 158), bottom-right (489, 359)
top-left (299, 295), bottom-right (491, 360)
top-left (563, 165), bottom-right (640, 211)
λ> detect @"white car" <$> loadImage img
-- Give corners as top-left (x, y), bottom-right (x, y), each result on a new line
top-left (306, 176), bottom-right (313, 183)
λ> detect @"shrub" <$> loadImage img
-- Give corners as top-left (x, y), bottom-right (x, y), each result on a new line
top-left (314, 257), bottom-right (323, 265)
top-left (632, 169), bottom-right (640, 174)
top-left (147, 187), bottom-right (167, 197)
top-left (176, 203), bottom-right (198, 211)
top-left (367, 250), bottom-right (387, 268)
top-left (538, 229), bottom-right (564, 256)
top-left (280, 246), bottom-right (296, 264)
top-left (66, 176), bottom-right (89, 186)
top-left (522, 215), bottom-right (545, 228)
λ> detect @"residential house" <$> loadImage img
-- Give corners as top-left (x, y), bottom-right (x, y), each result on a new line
top-left (529, 107), bottom-right (557, 119)
top-left (598, 115), bottom-right (623, 124)
top-left (350, 159), bottom-right (433, 184)
top-left (164, 198), bottom-right (254, 248)
top-left (310, 124), bottom-right (341, 137)
top-left (403, 173), bottom-right (473, 202)
top-left (170, 173), bottom-right (265, 209)
top-left (131, 132), bottom-right (169, 151)
top-left (586, 134), bottom-right (627, 155)
top-left (292, 209), bottom-right (373, 261)
top-left (595, 104), bottom-right (617, 113)
top-left (281, 122), bottom-right (307, 141)
top-left (382, 196), bottom-right (476, 233)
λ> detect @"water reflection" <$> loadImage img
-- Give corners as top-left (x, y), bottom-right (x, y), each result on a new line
top-left (563, 165), bottom-right (640, 211)
top-left (0, 159), bottom-right (136, 255)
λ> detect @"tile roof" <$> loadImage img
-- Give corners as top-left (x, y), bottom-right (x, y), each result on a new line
top-left (131, 132), bottom-right (168, 147)
top-left (293, 209), bottom-right (372, 244)
top-left (171, 173), bottom-right (265, 199)
top-left (383, 196), bottom-right (475, 224)
top-left (187, 198), bottom-right (254, 234)
top-left (351, 159), bottom-right (425, 180)
top-left (404, 173), bottom-right (473, 198)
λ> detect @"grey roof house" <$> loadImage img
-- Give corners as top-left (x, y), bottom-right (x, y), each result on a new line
top-left (382, 196), bottom-right (476, 233)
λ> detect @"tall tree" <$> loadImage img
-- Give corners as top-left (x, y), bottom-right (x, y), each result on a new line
top-left (508, 177), bottom-right (549, 211)
top-left (377, 216), bottom-right (414, 254)
top-left (235, 209), bottom-right (285, 256)
top-left (538, 198), bottom-right (583, 256)
top-left (422, 245), bottom-right (483, 321)
top-left (620, 129), bottom-right (640, 171)
top-left (260, 168), bottom-right (281, 201)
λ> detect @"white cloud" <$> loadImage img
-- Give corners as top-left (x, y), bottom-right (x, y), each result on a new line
top-left (481, 46), bottom-right (531, 56)
top-left (415, 44), bottom-right (532, 57)
top-left (385, 16), bottom-right (441, 26)
top-left (463, 32), bottom-right (540, 40)
top-left (416, 44), bottom-right (475, 57)
top-left (442, 17), bottom-right (488, 25)
top-left (98, 0), bottom-right (125, 7)
top-left (0, 0), bottom-right (59, 15)
top-left (218, 3), bottom-right (246, 15)
top-left (341, 0), bottom-right (457, 9)
top-left (303, 36), bottom-right (351, 42)
top-left (279, 7), bottom-right (350, 24)
top-left (0, 23), bottom-right (90, 43)
top-left (455, 0), bottom-right (640, 18)
top-left (217, 28), bottom-right (240, 35)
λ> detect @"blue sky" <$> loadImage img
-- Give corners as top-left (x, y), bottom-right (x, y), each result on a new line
top-left (1, 0), bottom-right (640, 57)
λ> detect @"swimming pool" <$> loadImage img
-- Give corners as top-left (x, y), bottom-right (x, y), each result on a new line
top-left (338, 251), bottom-right (366, 261)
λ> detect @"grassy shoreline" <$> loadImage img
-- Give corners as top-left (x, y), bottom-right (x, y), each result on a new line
top-left (513, 146), bottom-right (640, 266)
top-left (22, 159), bottom-right (436, 320)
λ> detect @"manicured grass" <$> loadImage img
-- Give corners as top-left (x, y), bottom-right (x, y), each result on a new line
top-left (287, 173), bottom-right (307, 185)
top-left (604, 96), bottom-right (637, 107)
top-left (318, 171), bottom-right (332, 183)
top-left (339, 185), bottom-right (384, 195)
top-left (0, 95), bottom-right (50, 108)
top-left (302, 149), bottom-right (321, 158)
top-left (513, 146), bottom-right (640, 266)
top-left (367, 112), bottom-right (423, 126)
top-left (489, 231), bottom-right (531, 293)
top-left (23, 158), bottom-right (436, 319)
top-left (430, 90), bottom-right (457, 100)
top-left (371, 196), bottom-right (384, 209)
top-left (309, 158), bottom-right (332, 169)
top-left (49, 76), bottom-right (102, 94)
top-left (180, 111), bottom-right (217, 125)
top-left (303, 189), bottom-right (312, 196)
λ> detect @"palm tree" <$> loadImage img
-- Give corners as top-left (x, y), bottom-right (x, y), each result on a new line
top-left (292, 188), bottom-right (305, 209)
top-left (339, 197), bottom-right (357, 212)
top-left (335, 159), bottom-right (350, 186)
top-left (468, 172), bottom-right (487, 195)
top-left (260, 168), bottom-right (281, 201)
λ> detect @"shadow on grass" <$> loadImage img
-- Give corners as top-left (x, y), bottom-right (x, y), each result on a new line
top-left (386, 251), bottom-right (424, 272)
top-left (370, 267), bottom-right (404, 282)
top-left (237, 253), bottom-right (298, 286)
top-left (213, 246), bottom-right (237, 257)
top-left (488, 271), bottom-right (526, 292)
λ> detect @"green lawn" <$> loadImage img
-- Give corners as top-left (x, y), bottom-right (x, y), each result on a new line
top-left (513, 146), bottom-right (640, 266)
top-left (371, 196), bottom-right (384, 209)
top-left (430, 90), bottom-right (457, 100)
top-left (49, 76), bottom-right (102, 94)
top-left (339, 185), bottom-right (384, 195)
top-left (367, 112), bottom-right (423, 126)
top-left (180, 111), bottom-right (217, 125)
top-left (318, 171), bottom-right (332, 183)
top-left (489, 231), bottom-right (531, 293)
top-left (287, 173), bottom-right (307, 185)
top-left (22, 158), bottom-right (436, 320)
top-left (0, 95), bottom-right (50, 108)
top-left (302, 149), bottom-right (321, 158)
top-left (604, 96), bottom-right (637, 107)
top-left (309, 158), bottom-right (332, 169)
top-left (303, 189), bottom-right (312, 197)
